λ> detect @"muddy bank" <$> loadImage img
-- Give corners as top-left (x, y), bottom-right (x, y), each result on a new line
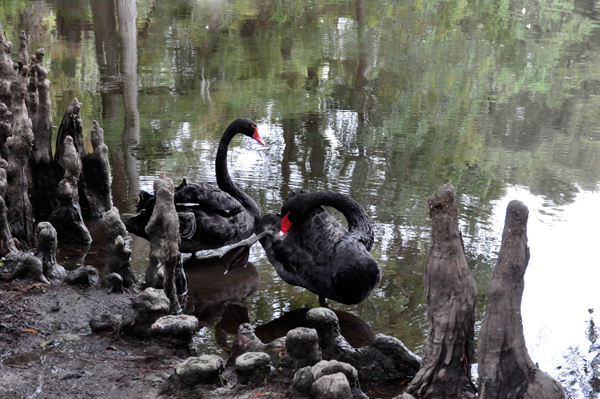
top-left (0, 277), bottom-right (412, 399)
top-left (0, 281), bottom-right (179, 399)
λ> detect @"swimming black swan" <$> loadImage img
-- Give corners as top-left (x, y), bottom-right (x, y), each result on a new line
top-left (255, 190), bottom-right (381, 305)
top-left (125, 118), bottom-right (264, 253)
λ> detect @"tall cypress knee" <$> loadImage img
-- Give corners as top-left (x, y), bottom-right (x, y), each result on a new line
top-left (405, 183), bottom-right (477, 399)
top-left (477, 200), bottom-right (565, 399)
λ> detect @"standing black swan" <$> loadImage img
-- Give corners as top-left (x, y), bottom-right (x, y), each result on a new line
top-left (255, 190), bottom-right (382, 305)
top-left (125, 118), bottom-right (264, 253)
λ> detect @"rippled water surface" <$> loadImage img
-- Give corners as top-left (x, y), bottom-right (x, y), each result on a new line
top-left (3, 0), bottom-right (600, 396)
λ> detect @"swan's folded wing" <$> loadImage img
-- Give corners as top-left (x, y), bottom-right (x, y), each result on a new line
top-left (174, 182), bottom-right (246, 216)
top-left (177, 212), bottom-right (197, 239)
top-left (330, 238), bottom-right (381, 304)
top-left (295, 207), bottom-right (345, 267)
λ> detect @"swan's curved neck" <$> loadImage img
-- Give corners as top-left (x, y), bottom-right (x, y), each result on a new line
top-left (288, 191), bottom-right (374, 250)
top-left (215, 126), bottom-right (260, 219)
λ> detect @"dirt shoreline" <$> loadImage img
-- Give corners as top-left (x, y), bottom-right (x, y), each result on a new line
top-left (0, 280), bottom-right (181, 399)
top-left (0, 277), bottom-right (410, 399)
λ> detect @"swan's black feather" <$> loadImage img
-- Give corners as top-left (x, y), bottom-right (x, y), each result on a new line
top-left (174, 182), bottom-right (246, 217)
top-left (124, 118), bottom-right (261, 253)
top-left (257, 191), bottom-right (381, 305)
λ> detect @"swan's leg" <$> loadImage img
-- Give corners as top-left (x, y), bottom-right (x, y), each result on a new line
top-left (319, 295), bottom-right (329, 308)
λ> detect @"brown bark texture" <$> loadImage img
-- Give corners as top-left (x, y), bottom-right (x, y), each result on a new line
top-left (477, 200), bottom-right (566, 399)
top-left (55, 100), bottom-right (112, 220)
top-left (0, 103), bottom-right (12, 160)
top-left (405, 183), bottom-right (477, 399)
top-left (145, 175), bottom-right (181, 314)
top-left (5, 69), bottom-right (35, 248)
top-left (17, 31), bottom-right (29, 71)
top-left (49, 135), bottom-right (92, 244)
top-left (54, 98), bottom-right (84, 176)
top-left (80, 120), bottom-right (112, 219)
top-left (0, 25), bottom-right (113, 247)
top-left (0, 23), bottom-right (16, 107)
top-left (28, 48), bottom-right (56, 221)
top-left (0, 167), bottom-right (16, 255)
top-left (34, 221), bottom-right (66, 281)
top-left (306, 307), bottom-right (421, 382)
top-left (102, 206), bottom-right (136, 289)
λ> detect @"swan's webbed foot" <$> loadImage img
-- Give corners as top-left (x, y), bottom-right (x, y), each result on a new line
top-left (319, 295), bottom-right (329, 308)
top-left (222, 246), bottom-right (250, 274)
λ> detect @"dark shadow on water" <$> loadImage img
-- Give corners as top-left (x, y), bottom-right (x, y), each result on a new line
top-left (182, 254), bottom-right (260, 328)
top-left (55, 219), bottom-right (108, 272)
top-left (255, 307), bottom-right (374, 349)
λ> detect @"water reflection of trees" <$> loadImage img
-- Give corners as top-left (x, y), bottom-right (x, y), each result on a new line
top-left (5, 0), bottom-right (600, 204)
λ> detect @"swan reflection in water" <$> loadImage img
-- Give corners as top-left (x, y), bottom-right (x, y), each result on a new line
top-left (183, 245), bottom-right (374, 354)
top-left (212, 306), bottom-right (375, 354)
top-left (254, 308), bottom-right (374, 349)
top-left (183, 247), bottom-right (259, 328)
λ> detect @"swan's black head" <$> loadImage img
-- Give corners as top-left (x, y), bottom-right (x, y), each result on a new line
top-left (135, 190), bottom-right (156, 213)
top-left (279, 192), bottom-right (315, 236)
top-left (230, 118), bottom-right (264, 145)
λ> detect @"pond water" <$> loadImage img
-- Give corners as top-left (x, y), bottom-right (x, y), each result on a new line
top-left (2, 0), bottom-right (600, 396)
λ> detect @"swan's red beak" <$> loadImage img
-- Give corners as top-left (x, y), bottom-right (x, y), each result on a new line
top-left (252, 126), bottom-right (265, 146)
top-left (279, 212), bottom-right (292, 236)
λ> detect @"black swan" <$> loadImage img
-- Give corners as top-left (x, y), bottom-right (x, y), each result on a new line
top-left (255, 190), bottom-right (382, 305)
top-left (125, 118), bottom-right (264, 253)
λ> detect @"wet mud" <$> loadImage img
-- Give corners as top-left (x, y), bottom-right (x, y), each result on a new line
top-left (0, 275), bottom-right (411, 399)
top-left (0, 282), bottom-right (179, 399)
